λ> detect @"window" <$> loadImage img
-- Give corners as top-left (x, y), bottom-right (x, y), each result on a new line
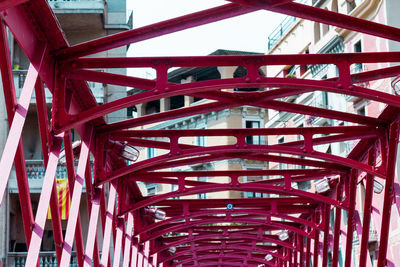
top-left (147, 147), bottom-right (155, 158)
top-left (170, 95), bottom-right (184, 110)
top-left (127, 105), bottom-right (137, 118)
top-left (357, 106), bottom-right (366, 116)
top-left (245, 120), bottom-right (261, 145)
top-left (197, 135), bottom-right (206, 147)
top-left (278, 137), bottom-right (286, 170)
top-left (321, 91), bottom-right (329, 108)
top-left (353, 41), bottom-right (363, 73)
top-left (322, 9), bottom-right (329, 36)
top-left (146, 183), bottom-right (157, 196)
top-left (332, 0), bottom-right (338, 12)
top-left (245, 175), bottom-right (266, 198)
top-left (171, 184), bottom-right (179, 199)
top-left (347, 0), bottom-right (356, 13)
top-left (314, 22), bottom-right (321, 43)
top-left (198, 177), bottom-right (207, 199)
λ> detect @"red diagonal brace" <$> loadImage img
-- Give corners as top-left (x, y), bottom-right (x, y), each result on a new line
top-left (377, 122), bottom-right (400, 266)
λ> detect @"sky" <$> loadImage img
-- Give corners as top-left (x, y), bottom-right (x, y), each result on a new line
top-left (126, 0), bottom-right (284, 79)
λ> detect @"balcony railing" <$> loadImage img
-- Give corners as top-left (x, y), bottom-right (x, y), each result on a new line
top-left (8, 251), bottom-right (78, 267)
top-left (12, 69), bottom-right (103, 103)
top-left (26, 160), bottom-right (68, 180)
top-left (26, 160), bottom-right (93, 180)
top-left (267, 0), bottom-right (311, 50)
top-left (13, 69), bottom-right (27, 89)
top-left (47, 0), bottom-right (99, 2)
top-left (46, 0), bottom-right (105, 14)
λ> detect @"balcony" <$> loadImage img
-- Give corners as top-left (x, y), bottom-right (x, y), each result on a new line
top-left (267, 0), bottom-right (311, 50)
top-left (346, 63), bottom-right (365, 102)
top-left (47, 0), bottom-right (105, 14)
top-left (8, 251), bottom-right (78, 267)
top-left (13, 70), bottom-right (104, 104)
top-left (47, 0), bottom-right (106, 34)
top-left (13, 70), bottom-right (52, 104)
top-left (8, 160), bottom-right (92, 193)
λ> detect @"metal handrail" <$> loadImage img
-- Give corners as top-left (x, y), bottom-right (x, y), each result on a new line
top-left (8, 251), bottom-right (78, 267)
top-left (267, 0), bottom-right (311, 50)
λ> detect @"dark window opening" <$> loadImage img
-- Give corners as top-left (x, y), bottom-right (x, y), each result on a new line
top-left (170, 95), bottom-right (184, 110)
top-left (127, 105), bottom-right (137, 118)
top-left (353, 41), bottom-right (363, 72)
top-left (145, 100), bottom-right (160, 115)
top-left (357, 106), bottom-right (366, 116)
top-left (245, 120), bottom-right (261, 144)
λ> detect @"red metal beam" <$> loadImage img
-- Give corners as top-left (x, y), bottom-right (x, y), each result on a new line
top-left (377, 122), bottom-right (400, 266)
top-left (344, 171), bottom-right (357, 267)
top-left (229, 0), bottom-right (400, 42)
top-left (332, 179), bottom-right (343, 267)
top-left (57, 4), bottom-right (256, 59)
top-left (0, 0), bottom-right (29, 10)
top-left (359, 149), bottom-right (375, 267)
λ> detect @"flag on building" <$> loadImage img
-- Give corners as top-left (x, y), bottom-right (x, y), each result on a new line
top-left (47, 178), bottom-right (71, 220)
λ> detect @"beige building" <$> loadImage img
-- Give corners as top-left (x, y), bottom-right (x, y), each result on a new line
top-left (1, 1), bottom-right (132, 265)
top-left (131, 49), bottom-right (270, 200)
top-left (265, 0), bottom-right (400, 265)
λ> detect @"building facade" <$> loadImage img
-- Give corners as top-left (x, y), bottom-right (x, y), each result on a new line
top-left (0, 0), bottom-right (132, 265)
top-left (265, 0), bottom-right (400, 265)
top-left (131, 49), bottom-right (270, 200)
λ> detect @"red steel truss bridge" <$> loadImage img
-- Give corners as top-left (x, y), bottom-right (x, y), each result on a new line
top-left (1, 0), bottom-right (400, 266)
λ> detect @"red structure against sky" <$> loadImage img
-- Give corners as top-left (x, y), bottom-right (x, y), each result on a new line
top-left (1, 0), bottom-right (400, 266)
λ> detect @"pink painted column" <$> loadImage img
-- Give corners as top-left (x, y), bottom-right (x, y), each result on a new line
top-left (359, 149), bottom-right (375, 267)
top-left (305, 226), bottom-right (311, 267)
top-left (354, 212), bottom-right (372, 267)
top-left (63, 132), bottom-right (85, 267)
top-left (131, 239), bottom-right (139, 267)
top-left (0, 21), bottom-right (37, 266)
top-left (113, 218), bottom-right (125, 267)
top-left (152, 253), bottom-right (158, 267)
top-left (344, 171), bottom-right (357, 267)
top-left (100, 182), bottom-right (117, 267)
top-left (0, 64), bottom-right (38, 204)
top-left (25, 133), bottom-right (64, 266)
top-left (143, 241), bottom-right (150, 267)
top-left (137, 251), bottom-right (144, 267)
top-left (84, 157), bottom-right (101, 267)
top-left (35, 78), bottom-right (64, 264)
top-left (322, 204), bottom-right (331, 267)
top-left (60, 126), bottom-right (93, 266)
top-left (313, 211), bottom-right (320, 267)
top-left (83, 186), bottom-right (102, 267)
top-left (123, 213), bottom-right (134, 267)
